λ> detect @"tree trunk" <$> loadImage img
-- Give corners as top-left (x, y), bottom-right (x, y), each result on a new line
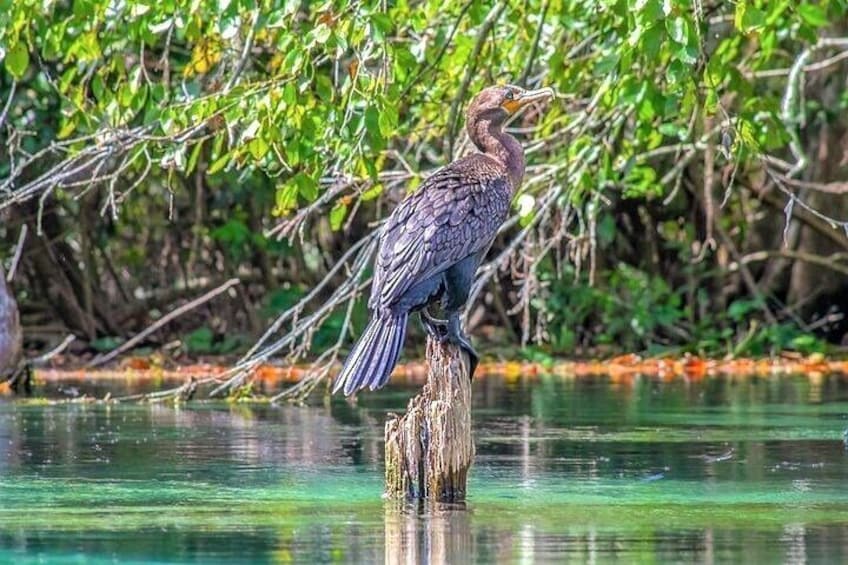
top-left (384, 338), bottom-right (474, 501)
top-left (0, 267), bottom-right (23, 378)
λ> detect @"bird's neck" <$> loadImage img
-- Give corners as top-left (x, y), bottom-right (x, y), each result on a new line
top-left (469, 118), bottom-right (525, 189)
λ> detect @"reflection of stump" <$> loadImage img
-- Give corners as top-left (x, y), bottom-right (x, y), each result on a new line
top-left (384, 500), bottom-right (472, 565)
top-left (384, 338), bottom-right (474, 501)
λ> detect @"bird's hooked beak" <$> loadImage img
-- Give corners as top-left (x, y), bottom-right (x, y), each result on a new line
top-left (502, 86), bottom-right (555, 114)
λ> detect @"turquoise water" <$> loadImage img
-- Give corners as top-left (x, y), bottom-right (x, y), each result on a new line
top-left (1, 374), bottom-right (847, 563)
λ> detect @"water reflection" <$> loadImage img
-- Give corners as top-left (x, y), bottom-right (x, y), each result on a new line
top-left (384, 501), bottom-right (472, 565)
top-left (0, 373), bottom-right (847, 563)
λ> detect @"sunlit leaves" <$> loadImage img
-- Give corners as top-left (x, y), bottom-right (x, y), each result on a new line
top-left (274, 183), bottom-right (299, 216)
top-left (294, 172), bottom-right (318, 202)
top-left (184, 36), bottom-right (223, 77)
top-left (329, 201), bottom-right (348, 231)
top-left (623, 166), bottom-right (661, 199)
top-left (516, 193), bottom-right (536, 227)
top-left (797, 3), bottom-right (829, 27)
top-left (3, 42), bottom-right (28, 78)
top-left (735, 2), bottom-right (766, 34)
top-left (0, 0), bottom-right (839, 227)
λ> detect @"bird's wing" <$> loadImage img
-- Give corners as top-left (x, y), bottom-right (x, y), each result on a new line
top-left (369, 155), bottom-right (511, 312)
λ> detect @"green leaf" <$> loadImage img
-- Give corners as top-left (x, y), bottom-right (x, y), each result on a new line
top-left (641, 25), bottom-right (663, 60)
top-left (370, 13), bottom-right (392, 42)
top-left (248, 137), bottom-right (269, 160)
top-left (310, 23), bottom-right (332, 45)
top-left (378, 104), bottom-right (398, 137)
top-left (797, 3), bottom-right (829, 27)
top-left (365, 106), bottom-right (381, 136)
top-left (4, 42), bottom-right (29, 79)
top-left (315, 74), bottom-right (333, 102)
top-left (186, 141), bottom-right (204, 174)
top-left (274, 183), bottom-right (299, 215)
top-left (91, 336), bottom-right (124, 352)
top-left (666, 59), bottom-right (687, 85)
top-left (207, 152), bottom-right (231, 175)
top-left (364, 106), bottom-right (384, 150)
top-left (666, 17), bottom-right (688, 44)
top-left (184, 327), bottom-right (214, 354)
top-left (57, 116), bottom-right (78, 139)
top-left (361, 183), bottom-right (383, 201)
top-left (675, 44), bottom-right (698, 65)
top-left (735, 2), bottom-right (766, 33)
top-left (295, 172), bottom-right (318, 201)
top-left (329, 201), bottom-right (348, 231)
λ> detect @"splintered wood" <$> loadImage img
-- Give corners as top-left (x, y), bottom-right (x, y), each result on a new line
top-left (384, 338), bottom-right (474, 501)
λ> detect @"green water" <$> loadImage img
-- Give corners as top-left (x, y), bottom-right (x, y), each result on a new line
top-left (1, 374), bottom-right (847, 563)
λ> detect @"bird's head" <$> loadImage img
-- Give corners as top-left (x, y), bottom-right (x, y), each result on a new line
top-left (466, 84), bottom-right (554, 127)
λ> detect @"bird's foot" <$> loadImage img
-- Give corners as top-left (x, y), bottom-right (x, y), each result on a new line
top-left (419, 308), bottom-right (448, 340)
top-left (446, 315), bottom-right (478, 379)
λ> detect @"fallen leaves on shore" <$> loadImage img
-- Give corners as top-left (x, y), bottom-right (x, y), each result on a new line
top-left (27, 353), bottom-right (848, 391)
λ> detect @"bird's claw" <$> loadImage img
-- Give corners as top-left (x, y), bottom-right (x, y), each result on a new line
top-left (421, 310), bottom-right (478, 379)
top-left (445, 315), bottom-right (478, 379)
top-left (419, 308), bottom-right (448, 340)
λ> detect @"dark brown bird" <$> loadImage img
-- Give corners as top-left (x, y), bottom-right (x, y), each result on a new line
top-left (334, 85), bottom-right (554, 396)
top-left (0, 266), bottom-right (23, 381)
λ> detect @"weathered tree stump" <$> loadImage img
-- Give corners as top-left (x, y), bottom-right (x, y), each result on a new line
top-left (384, 338), bottom-right (474, 501)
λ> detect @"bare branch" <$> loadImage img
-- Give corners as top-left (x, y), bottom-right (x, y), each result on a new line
top-left (6, 223), bottom-right (27, 282)
top-left (0, 80), bottom-right (16, 132)
top-left (88, 278), bottom-right (241, 368)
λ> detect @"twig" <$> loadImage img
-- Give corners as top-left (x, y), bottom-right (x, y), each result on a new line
top-left (750, 48), bottom-right (848, 78)
top-left (781, 37), bottom-right (848, 177)
top-left (6, 224), bottom-right (27, 282)
top-left (770, 173), bottom-right (848, 194)
top-left (745, 179), bottom-right (848, 251)
top-left (734, 250), bottom-right (848, 278)
top-left (32, 335), bottom-right (76, 364)
top-left (446, 2), bottom-right (506, 159)
top-left (764, 166), bottom-right (848, 235)
top-left (714, 223), bottom-right (778, 325)
top-left (401, 0), bottom-right (475, 97)
top-left (0, 80), bottom-right (16, 132)
top-left (519, 0), bottom-right (549, 86)
top-left (209, 235), bottom-right (378, 398)
top-left (88, 278), bottom-right (241, 367)
top-left (224, 10), bottom-right (260, 92)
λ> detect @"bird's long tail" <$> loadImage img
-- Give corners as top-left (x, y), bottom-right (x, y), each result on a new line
top-left (333, 313), bottom-right (408, 396)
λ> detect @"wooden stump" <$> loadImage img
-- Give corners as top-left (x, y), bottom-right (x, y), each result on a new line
top-left (384, 338), bottom-right (474, 501)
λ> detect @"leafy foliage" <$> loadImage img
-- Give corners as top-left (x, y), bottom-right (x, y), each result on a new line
top-left (2, 0), bottom-right (848, 360)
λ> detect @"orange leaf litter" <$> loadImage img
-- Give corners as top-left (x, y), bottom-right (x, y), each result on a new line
top-left (26, 354), bottom-right (848, 389)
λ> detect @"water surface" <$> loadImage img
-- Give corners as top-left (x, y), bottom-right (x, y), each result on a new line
top-left (1, 373), bottom-right (847, 563)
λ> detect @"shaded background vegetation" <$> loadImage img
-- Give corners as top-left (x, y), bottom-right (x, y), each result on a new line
top-left (2, 0), bottom-right (848, 366)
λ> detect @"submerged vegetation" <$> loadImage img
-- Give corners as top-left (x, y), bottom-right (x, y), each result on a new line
top-left (2, 0), bottom-right (848, 388)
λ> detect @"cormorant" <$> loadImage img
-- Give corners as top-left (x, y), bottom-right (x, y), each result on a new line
top-left (0, 266), bottom-right (22, 382)
top-left (334, 85), bottom-right (554, 396)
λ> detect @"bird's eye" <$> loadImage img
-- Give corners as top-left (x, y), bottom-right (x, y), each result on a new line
top-left (504, 90), bottom-right (514, 100)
